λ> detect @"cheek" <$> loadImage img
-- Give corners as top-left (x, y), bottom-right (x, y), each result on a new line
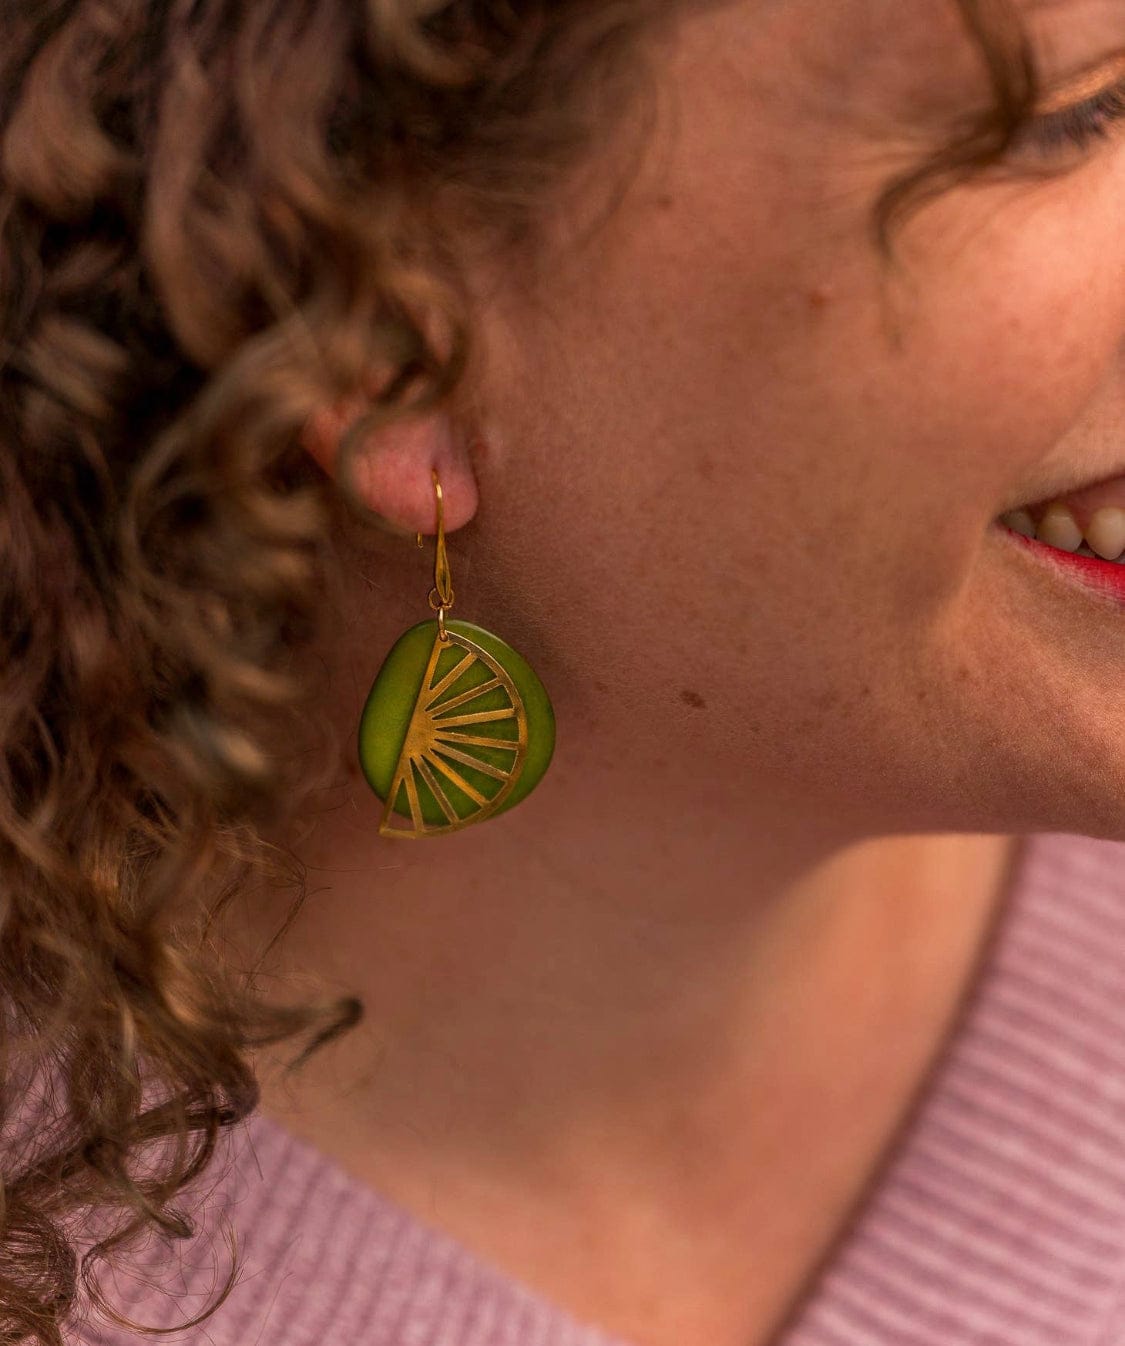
top-left (720, 174), bottom-right (1125, 627)
top-left (481, 142), bottom-right (1125, 827)
top-left (609, 207), bottom-right (1122, 793)
top-left (887, 171), bottom-right (1125, 505)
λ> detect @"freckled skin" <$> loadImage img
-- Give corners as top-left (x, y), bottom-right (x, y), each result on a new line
top-left (454, 0), bottom-right (1125, 845)
top-left (281, 0), bottom-right (1125, 1150)
top-left (259, 4), bottom-right (1125, 1341)
top-left (807, 283), bottom-right (835, 312)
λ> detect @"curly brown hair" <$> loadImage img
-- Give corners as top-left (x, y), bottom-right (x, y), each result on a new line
top-left (0, 1), bottom-right (1040, 1342)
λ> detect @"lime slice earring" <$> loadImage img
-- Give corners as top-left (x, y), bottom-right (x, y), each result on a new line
top-left (358, 468), bottom-right (556, 838)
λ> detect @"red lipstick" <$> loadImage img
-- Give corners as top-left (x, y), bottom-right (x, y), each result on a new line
top-left (997, 520), bottom-right (1125, 606)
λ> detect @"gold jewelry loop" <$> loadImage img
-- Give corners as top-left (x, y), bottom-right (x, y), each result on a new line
top-left (431, 470), bottom-right (454, 610)
top-left (414, 468), bottom-right (454, 641)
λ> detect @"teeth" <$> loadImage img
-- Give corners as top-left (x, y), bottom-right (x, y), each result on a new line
top-left (1000, 508), bottom-right (1036, 538)
top-left (1035, 502), bottom-right (1083, 552)
top-left (1085, 506), bottom-right (1125, 561)
top-left (1001, 501), bottom-right (1125, 563)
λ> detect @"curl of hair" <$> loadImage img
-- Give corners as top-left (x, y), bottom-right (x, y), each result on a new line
top-left (0, 0), bottom-right (1039, 1341)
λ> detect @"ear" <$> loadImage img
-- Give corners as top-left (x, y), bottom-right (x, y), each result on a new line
top-left (301, 395), bottom-right (481, 536)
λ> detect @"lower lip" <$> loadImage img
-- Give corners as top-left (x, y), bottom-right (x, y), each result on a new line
top-left (994, 520), bottom-right (1125, 606)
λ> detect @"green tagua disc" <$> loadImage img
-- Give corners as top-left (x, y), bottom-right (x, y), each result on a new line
top-left (358, 618), bottom-right (555, 838)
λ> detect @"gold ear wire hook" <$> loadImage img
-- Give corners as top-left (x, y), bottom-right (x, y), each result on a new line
top-left (416, 468), bottom-right (455, 641)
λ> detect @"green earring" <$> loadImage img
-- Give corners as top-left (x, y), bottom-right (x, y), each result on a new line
top-left (358, 468), bottom-right (555, 838)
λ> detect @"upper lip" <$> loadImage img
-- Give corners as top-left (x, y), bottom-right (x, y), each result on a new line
top-left (1000, 458), bottom-right (1125, 515)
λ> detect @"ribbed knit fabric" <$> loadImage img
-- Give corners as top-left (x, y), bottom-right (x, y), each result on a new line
top-left (74, 830), bottom-right (1125, 1345)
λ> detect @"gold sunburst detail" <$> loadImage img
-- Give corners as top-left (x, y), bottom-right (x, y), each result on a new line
top-left (379, 628), bottom-right (528, 838)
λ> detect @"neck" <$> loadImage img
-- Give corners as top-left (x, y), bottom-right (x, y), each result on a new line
top-left (234, 741), bottom-right (1020, 1187)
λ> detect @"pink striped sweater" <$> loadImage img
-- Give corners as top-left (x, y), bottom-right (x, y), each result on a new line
top-left (75, 831), bottom-right (1125, 1344)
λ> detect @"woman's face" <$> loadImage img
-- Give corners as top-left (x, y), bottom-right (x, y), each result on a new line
top-left (441, 0), bottom-right (1125, 846)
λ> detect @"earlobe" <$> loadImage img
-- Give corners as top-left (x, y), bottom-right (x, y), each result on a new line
top-left (300, 397), bottom-right (480, 536)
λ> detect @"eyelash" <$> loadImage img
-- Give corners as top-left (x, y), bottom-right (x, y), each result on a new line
top-left (1025, 79), bottom-right (1125, 154)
